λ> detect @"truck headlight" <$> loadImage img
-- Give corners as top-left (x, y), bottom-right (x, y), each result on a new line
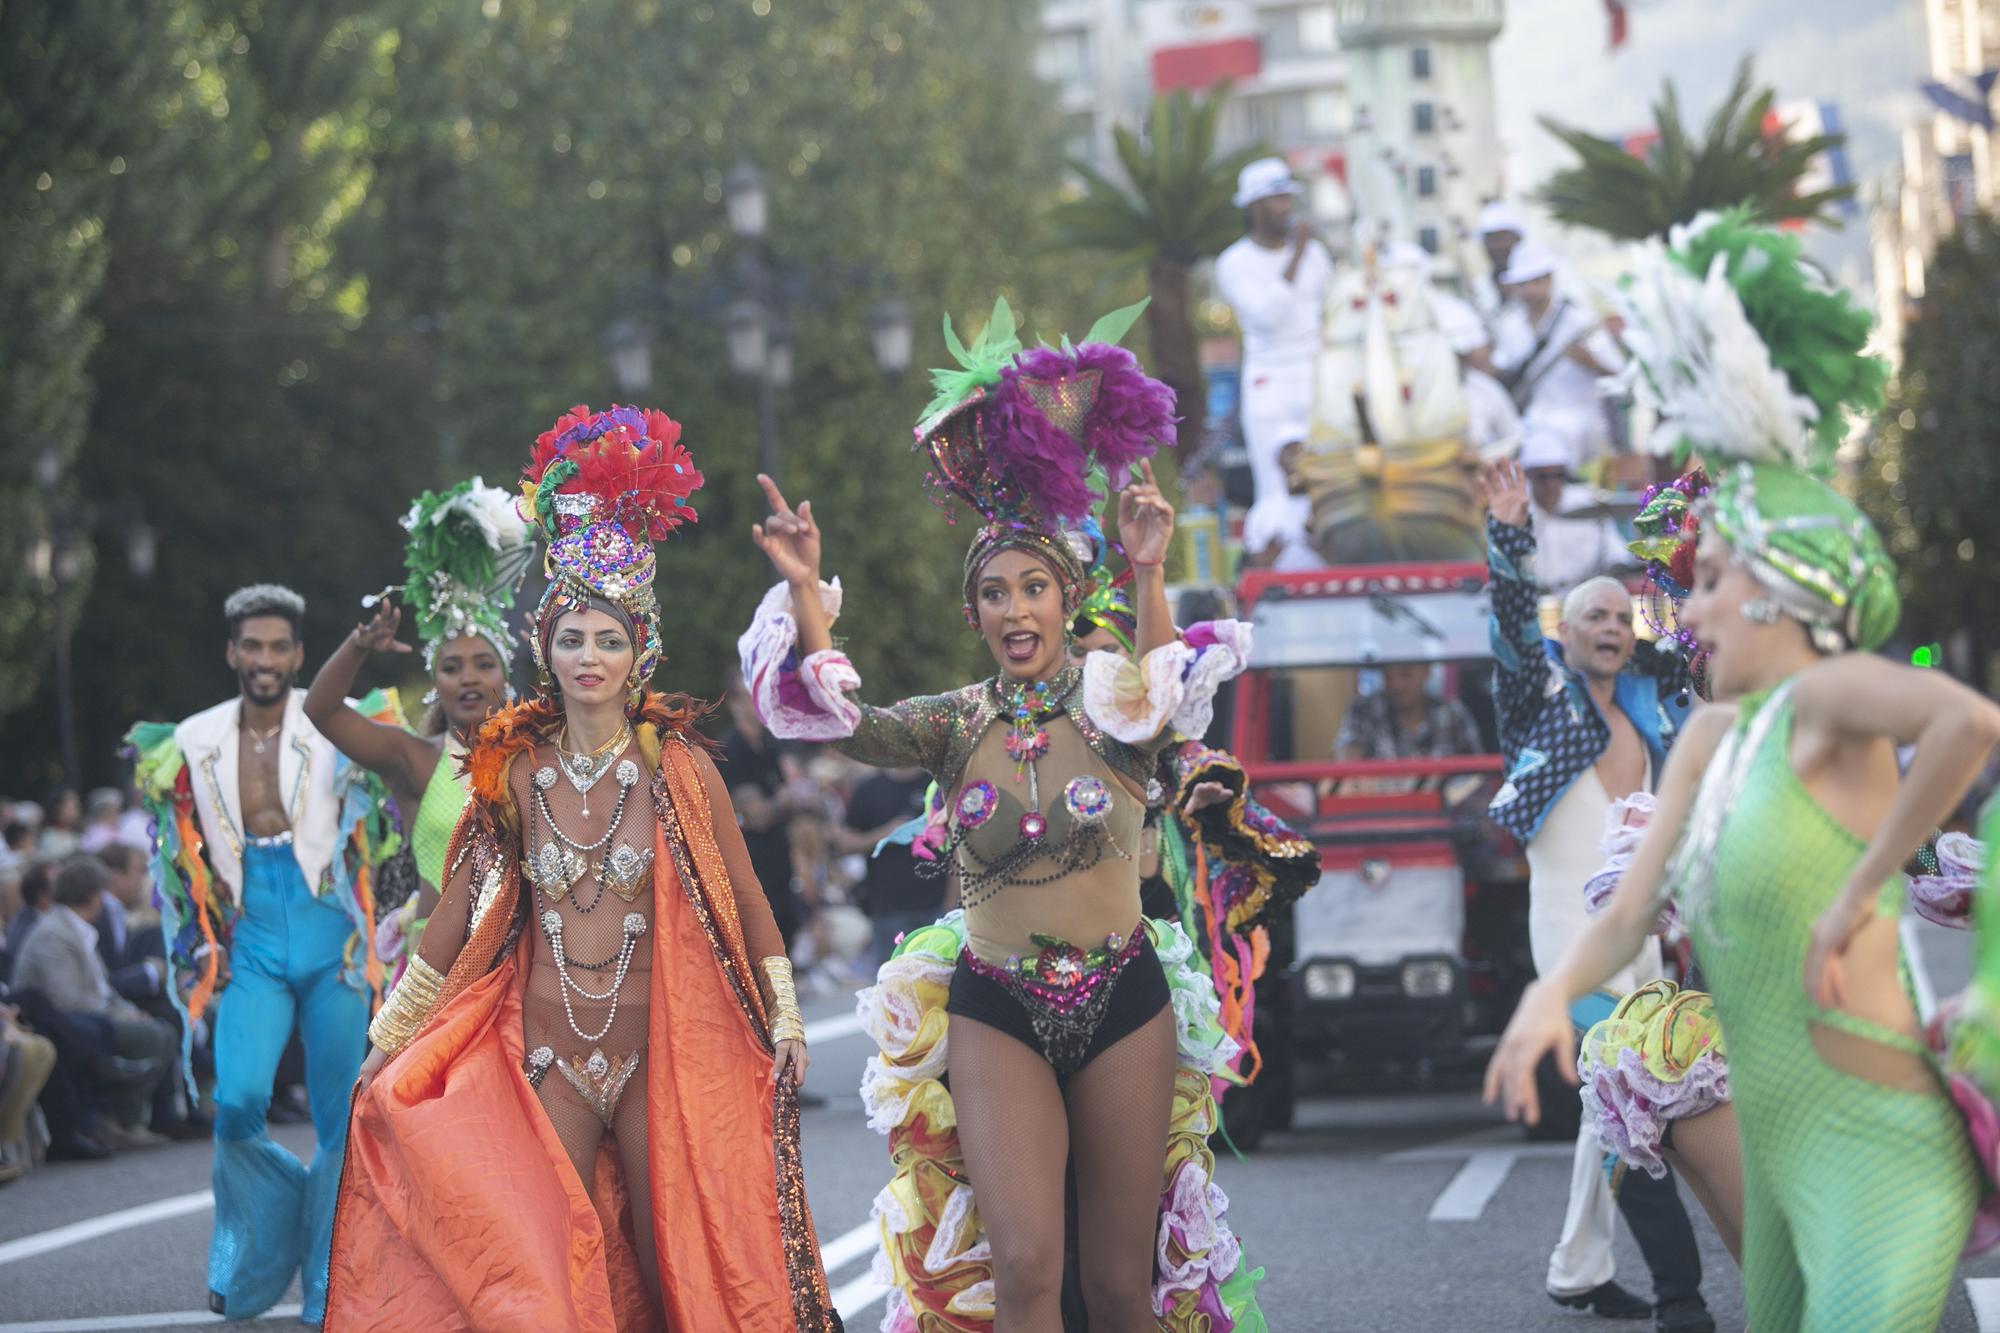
top-left (1302, 961), bottom-right (1356, 1001)
top-left (1400, 959), bottom-right (1455, 998)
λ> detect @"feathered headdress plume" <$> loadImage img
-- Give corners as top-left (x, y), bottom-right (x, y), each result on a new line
top-left (398, 478), bottom-right (535, 664)
top-left (917, 297), bottom-right (1176, 529)
top-left (1617, 208), bottom-right (1887, 474)
top-left (915, 298), bottom-right (1176, 621)
top-left (517, 404), bottom-right (703, 690)
top-left (520, 403), bottom-right (702, 544)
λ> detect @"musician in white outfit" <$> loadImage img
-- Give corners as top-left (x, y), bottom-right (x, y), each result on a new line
top-left (1491, 242), bottom-right (1623, 471)
top-left (1214, 157), bottom-right (1333, 570)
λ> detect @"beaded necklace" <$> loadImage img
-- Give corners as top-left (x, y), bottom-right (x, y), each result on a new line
top-left (1002, 668), bottom-right (1072, 840)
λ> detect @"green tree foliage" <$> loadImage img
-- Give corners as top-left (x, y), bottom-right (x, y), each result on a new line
top-left (1, 0), bottom-right (1098, 789)
top-left (0, 1), bottom-right (186, 718)
top-left (1854, 214), bottom-right (2000, 691)
top-left (1048, 85), bottom-right (1268, 465)
top-left (1536, 57), bottom-right (1854, 241)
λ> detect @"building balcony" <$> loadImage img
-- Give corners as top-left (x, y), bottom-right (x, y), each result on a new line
top-left (1335, 0), bottom-right (1503, 44)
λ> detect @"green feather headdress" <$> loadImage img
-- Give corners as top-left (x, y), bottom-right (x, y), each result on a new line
top-left (1616, 211), bottom-right (1898, 653)
top-left (1619, 208), bottom-right (1887, 475)
top-left (397, 477), bottom-right (536, 665)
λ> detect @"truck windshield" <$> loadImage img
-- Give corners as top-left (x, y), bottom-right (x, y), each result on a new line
top-left (1247, 587), bottom-right (1491, 670)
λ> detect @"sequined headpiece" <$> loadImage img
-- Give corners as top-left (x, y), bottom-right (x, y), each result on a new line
top-left (1703, 462), bottom-right (1899, 654)
top-left (1619, 210), bottom-right (1897, 654)
top-left (913, 297), bottom-right (1176, 625)
top-left (1067, 515), bottom-right (1136, 653)
top-left (395, 477), bottom-right (535, 667)
top-left (1627, 467), bottom-right (1711, 694)
top-left (518, 404), bottom-right (702, 692)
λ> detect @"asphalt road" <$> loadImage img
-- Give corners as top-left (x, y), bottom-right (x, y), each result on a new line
top-left (2, 915), bottom-right (1995, 1331)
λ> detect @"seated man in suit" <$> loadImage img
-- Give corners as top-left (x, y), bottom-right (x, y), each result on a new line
top-left (10, 856), bottom-right (175, 1146)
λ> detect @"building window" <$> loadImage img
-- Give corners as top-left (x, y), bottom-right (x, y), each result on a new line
top-left (1305, 90), bottom-right (1345, 136)
top-left (1034, 30), bottom-right (1090, 90)
top-left (1298, 4), bottom-right (1337, 53)
top-left (1411, 45), bottom-right (1432, 80)
top-left (1416, 165), bottom-right (1437, 197)
top-left (1062, 111), bottom-right (1096, 166)
top-left (1261, 4), bottom-right (1337, 61)
top-left (1418, 226), bottom-right (1441, 254)
top-left (1413, 101), bottom-right (1435, 135)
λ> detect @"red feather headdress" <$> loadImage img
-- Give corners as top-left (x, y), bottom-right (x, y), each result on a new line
top-left (518, 404), bottom-right (703, 691)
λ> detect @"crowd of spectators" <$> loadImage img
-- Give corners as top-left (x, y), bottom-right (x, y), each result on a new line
top-left (0, 713), bottom-right (952, 1183)
top-left (0, 788), bottom-right (209, 1186)
top-left (711, 671), bottom-right (951, 1001)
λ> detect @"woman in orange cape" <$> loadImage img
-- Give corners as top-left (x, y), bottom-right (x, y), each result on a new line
top-left (326, 405), bottom-right (841, 1332)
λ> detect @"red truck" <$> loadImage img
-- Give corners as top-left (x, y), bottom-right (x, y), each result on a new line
top-left (1225, 559), bottom-right (1536, 1133)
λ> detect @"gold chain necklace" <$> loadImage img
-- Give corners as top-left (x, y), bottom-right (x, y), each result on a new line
top-left (241, 710), bottom-right (283, 755)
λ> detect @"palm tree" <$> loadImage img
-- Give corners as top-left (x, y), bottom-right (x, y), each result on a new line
top-left (1048, 85), bottom-right (1270, 465)
top-left (1536, 57), bottom-right (1854, 241)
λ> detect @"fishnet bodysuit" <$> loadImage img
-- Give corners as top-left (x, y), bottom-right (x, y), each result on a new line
top-left (955, 718), bottom-right (1147, 965)
top-left (512, 740), bottom-right (661, 1292)
top-left (1684, 690), bottom-right (1978, 1328)
top-left (412, 731), bottom-right (794, 1312)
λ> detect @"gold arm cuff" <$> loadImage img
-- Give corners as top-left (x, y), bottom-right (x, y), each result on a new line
top-left (758, 955), bottom-right (807, 1045)
top-left (367, 956), bottom-right (446, 1056)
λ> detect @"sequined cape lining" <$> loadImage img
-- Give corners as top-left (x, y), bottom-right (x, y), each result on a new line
top-left (654, 735), bottom-right (840, 1331)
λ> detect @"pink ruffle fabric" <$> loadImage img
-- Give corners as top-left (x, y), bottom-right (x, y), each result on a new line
top-left (737, 579), bottom-right (863, 741)
top-left (1926, 988), bottom-right (2000, 1258)
top-left (1580, 791), bottom-right (1681, 940)
top-left (1153, 1159), bottom-right (1243, 1323)
top-left (1908, 831), bottom-right (1983, 929)
top-left (1081, 620), bottom-right (1253, 745)
top-left (1579, 1045), bottom-right (1731, 1179)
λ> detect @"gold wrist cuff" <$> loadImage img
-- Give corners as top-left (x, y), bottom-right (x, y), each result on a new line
top-left (759, 955), bottom-right (806, 1045)
top-left (367, 956), bottom-right (445, 1055)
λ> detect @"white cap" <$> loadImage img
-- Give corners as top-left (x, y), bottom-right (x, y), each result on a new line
top-left (1385, 240), bottom-right (1435, 281)
top-left (1431, 291), bottom-right (1488, 354)
top-left (1498, 241), bottom-right (1557, 286)
top-left (1234, 157), bottom-right (1303, 208)
top-left (1516, 420), bottom-right (1574, 471)
top-left (1476, 200), bottom-right (1528, 238)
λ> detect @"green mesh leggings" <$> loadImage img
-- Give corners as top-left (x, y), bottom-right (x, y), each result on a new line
top-left (1685, 690), bottom-right (1977, 1330)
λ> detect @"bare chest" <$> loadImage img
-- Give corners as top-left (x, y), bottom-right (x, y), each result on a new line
top-left (237, 736), bottom-right (291, 837)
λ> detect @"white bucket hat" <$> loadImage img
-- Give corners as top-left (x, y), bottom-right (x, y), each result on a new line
top-left (1476, 200), bottom-right (1528, 238)
top-left (1234, 157), bottom-right (1302, 208)
top-left (1498, 241), bottom-right (1558, 285)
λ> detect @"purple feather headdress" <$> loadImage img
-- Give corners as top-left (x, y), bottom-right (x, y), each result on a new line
top-left (915, 297), bottom-right (1177, 532)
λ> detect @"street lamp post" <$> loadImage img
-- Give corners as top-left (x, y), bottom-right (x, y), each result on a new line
top-left (35, 439), bottom-right (80, 793)
top-left (603, 159), bottom-right (915, 474)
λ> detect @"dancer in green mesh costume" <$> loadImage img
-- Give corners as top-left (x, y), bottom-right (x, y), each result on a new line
top-left (1485, 211), bottom-right (2000, 1331)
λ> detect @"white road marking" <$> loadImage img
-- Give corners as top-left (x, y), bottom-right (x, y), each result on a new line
top-left (1386, 1125), bottom-right (1576, 1163)
top-left (1969, 1278), bottom-right (2000, 1332)
top-left (803, 1010), bottom-right (867, 1045)
top-left (1424, 1149), bottom-right (1521, 1221)
top-left (1387, 1125), bottom-right (1575, 1222)
top-left (1, 1192), bottom-right (882, 1327)
top-left (0, 1189), bottom-right (213, 1266)
top-left (1901, 914), bottom-right (1940, 1023)
top-left (832, 1273), bottom-right (890, 1321)
top-left (818, 1218), bottom-right (879, 1273)
top-left (0, 1305), bottom-right (301, 1332)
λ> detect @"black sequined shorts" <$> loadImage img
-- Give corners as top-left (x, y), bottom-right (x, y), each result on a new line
top-left (946, 932), bottom-right (1168, 1080)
